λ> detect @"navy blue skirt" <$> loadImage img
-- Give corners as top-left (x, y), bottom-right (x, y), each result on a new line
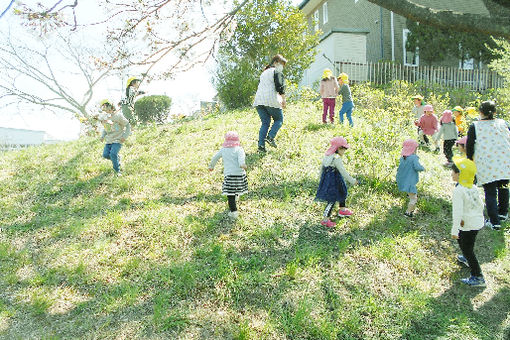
top-left (315, 166), bottom-right (348, 203)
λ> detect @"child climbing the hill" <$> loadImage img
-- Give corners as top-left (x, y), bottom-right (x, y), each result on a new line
top-left (315, 137), bottom-right (358, 227)
top-left (435, 110), bottom-right (458, 167)
top-left (320, 69), bottom-right (339, 124)
top-left (456, 136), bottom-right (468, 157)
top-left (452, 106), bottom-right (465, 136)
top-left (337, 73), bottom-right (354, 126)
top-left (450, 157), bottom-right (485, 287)
top-left (416, 104), bottom-right (439, 152)
top-left (411, 94), bottom-right (425, 124)
top-left (396, 139), bottom-right (425, 217)
top-left (120, 77), bottom-right (145, 125)
top-left (209, 131), bottom-right (248, 220)
top-left (99, 99), bottom-right (131, 176)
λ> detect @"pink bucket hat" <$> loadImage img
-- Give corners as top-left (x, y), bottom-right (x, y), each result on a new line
top-left (401, 139), bottom-right (419, 157)
top-left (456, 136), bottom-right (468, 145)
top-left (440, 110), bottom-right (453, 123)
top-left (325, 136), bottom-right (350, 155)
top-left (423, 104), bottom-right (434, 112)
top-left (222, 131), bottom-right (240, 148)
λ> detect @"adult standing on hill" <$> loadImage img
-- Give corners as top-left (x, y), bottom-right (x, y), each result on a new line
top-left (466, 100), bottom-right (510, 231)
top-left (337, 73), bottom-right (354, 127)
top-left (120, 77), bottom-right (145, 125)
top-left (253, 54), bottom-right (287, 153)
top-left (99, 99), bottom-right (131, 176)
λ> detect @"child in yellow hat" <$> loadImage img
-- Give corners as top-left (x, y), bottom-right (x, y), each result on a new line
top-left (337, 73), bottom-right (354, 126)
top-left (320, 69), bottom-right (339, 124)
top-left (120, 77), bottom-right (145, 125)
top-left (451, 106), bottom-right (465, 136)
top-left (450, 157), bottom-right (485, 287)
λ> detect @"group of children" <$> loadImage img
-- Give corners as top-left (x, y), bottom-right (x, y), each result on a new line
top-left (209, 99), bottom-right (497, 288)
top-left (411, 95), bottom-right (478, 168)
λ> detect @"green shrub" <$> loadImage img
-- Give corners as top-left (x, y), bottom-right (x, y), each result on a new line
top-left (134, 95), bottom-right (172, 124)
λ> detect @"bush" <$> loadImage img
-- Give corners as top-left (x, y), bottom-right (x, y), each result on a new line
top-left (134, 95), bottom-right (172, 124)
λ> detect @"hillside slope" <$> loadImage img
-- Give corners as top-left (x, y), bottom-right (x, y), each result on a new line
top-left (0, 101), bottom-right (508, 339)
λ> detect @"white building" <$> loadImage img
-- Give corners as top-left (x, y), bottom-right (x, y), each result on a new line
top-left (0, 127), bottom-right (57, 150)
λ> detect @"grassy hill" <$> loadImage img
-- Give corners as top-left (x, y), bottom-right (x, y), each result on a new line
top-left (0, 98), bottom-right (508, 339)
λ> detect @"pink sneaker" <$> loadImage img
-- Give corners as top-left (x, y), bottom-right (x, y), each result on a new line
top-left (321, 219), bottom-right (336, 227)
top-left (338, 209), bottom-right (353, 217)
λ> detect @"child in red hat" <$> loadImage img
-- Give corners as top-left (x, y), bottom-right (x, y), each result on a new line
top-left (315, 136), bottom-right (358, 227)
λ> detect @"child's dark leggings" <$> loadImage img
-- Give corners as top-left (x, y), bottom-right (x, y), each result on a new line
top-left (457, 230), bottom-right (482, 277)
top-left (227, 195), bottom-right (238, 212)
top-left (323, 201), bottom-right (345, 218)
top-left (443, 139), bottom-right (456, 162)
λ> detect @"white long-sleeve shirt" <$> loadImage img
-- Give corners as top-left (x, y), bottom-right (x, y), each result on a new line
top-left (451, 184), bottom-right (484, 237)
top-left (209, 146), bottom-right (246, 176)
top-left (321, 154), bottom-right (356, 186)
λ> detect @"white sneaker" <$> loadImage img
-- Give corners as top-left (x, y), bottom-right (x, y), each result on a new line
top-left (484, 220), bottom-right (501, 231)
top-left (228, 211), bottom-right (239, 219)
top-left (499, 214), bottom-right (508, 222)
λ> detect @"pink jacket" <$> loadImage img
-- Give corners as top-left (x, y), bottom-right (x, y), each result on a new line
top-left (418, 114), bottom-right (439, 135)
top-left (320, 77), bottom-right (339, 98)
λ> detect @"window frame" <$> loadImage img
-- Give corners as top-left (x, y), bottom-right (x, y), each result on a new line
top-left (403, 29), bottom-right (419, 66)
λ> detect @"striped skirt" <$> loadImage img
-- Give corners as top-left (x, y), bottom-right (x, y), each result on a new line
top-left (222, 174), bottom-right (248, 196)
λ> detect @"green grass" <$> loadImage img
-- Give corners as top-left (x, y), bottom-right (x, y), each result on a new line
top-left (0, 97), bottom-right (508, 339)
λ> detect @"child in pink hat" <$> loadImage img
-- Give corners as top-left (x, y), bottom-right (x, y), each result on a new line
top-left (209, 131), bottom-right (248, 219)
top-left (396, 139), bottom-right (425, 217)
top-left (315, 136), bottom-right (358, 227)
top-left (416, 104), bottom-right (439, 152)
top-left (455, 136), bottom-right (468, 157)
top-left (435, 110), bottom-right (458, 167)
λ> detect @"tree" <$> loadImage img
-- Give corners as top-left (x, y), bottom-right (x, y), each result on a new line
top-left (0, 31), bottom-right (114, 121)
top-left (213, 0), bottom-right (320, 109)
top-left (366, 0), bottom-right (510, 40)
top-left (405, 20), bottom-right (498, 66)
top-left (10, 0), bottom-right (250, 83)
top-left (133, 95), bottom-right (172, 124)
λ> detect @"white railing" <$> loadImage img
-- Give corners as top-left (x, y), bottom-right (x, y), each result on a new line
top-left (335, 61), bottom-right (505, 90)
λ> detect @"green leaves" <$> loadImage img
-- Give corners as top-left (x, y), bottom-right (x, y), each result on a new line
top-left (213, 0), bottom-right (320, 109)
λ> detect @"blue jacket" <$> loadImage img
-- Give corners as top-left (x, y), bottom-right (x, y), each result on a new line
top-left (396, 154), bottom-right (425, 194)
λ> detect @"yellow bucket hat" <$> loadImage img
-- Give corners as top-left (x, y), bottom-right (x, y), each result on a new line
top-left (453, 156), bottom-right (477, 188)
top-left (411, 94), bottom-right (423, 101)
top-left (100, 99), bottom-right (113, 107)
top-left (322, 69), bottom-right (332, 79)
top-left (126, 77), bottom-right (140, 87)
top-left (338, 72), bottom-right (349, 84)
top-left (452, 106), bottom-right (464, 113)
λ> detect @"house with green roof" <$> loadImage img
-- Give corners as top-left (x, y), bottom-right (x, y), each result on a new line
top-left (298, 0), bottom-right (492, 87)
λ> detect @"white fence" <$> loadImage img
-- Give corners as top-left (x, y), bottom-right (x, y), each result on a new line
top-left (335, 61), bottom-right (505, 90)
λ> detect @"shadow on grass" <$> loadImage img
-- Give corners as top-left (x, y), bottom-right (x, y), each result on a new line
top-left (3, 152), bottom-right (129, 234)
top-left (0, 166), bottom-right (507, 338)
top-left (399, 285), bottom-right (510, 339)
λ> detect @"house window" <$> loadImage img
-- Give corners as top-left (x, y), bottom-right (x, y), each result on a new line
top-left (460, 58), bottom-right (474, 70)
top-left (323, 2), bottom-right (328, 24)
top-left (403, 29), bottom-right (419, 66)
top-left (313, 10), bottom-right (319, 31)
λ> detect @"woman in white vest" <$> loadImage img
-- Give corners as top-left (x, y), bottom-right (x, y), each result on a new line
top-left (466, 100), bottom-right (510, 231)
top-left (253, 54), bottom-right (287, 153)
